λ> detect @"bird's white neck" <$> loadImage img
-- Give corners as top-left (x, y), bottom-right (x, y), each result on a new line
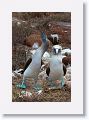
top-left (51, 52), bottom-right (62, 57)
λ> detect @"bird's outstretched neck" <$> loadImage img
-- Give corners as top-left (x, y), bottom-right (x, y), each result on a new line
top-left (41, 32), bottom-right (47, 43)
top-left (41, 32), bottom-right (49, 52)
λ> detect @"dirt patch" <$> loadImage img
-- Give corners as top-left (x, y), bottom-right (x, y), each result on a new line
top-left (12, 77), bottom-right (71, 102)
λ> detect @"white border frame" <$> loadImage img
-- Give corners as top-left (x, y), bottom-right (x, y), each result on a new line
top-left (0, 0), bottom-right (83, 114)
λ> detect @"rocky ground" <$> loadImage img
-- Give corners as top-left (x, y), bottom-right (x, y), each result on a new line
top-left (12, 12), bottom-right (71, 102)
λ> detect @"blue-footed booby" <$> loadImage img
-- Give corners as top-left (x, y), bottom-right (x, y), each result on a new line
top-left (46, 45), bottom-right (66, 89)
top-left (19, 58), bottom-right (43, 74)
top-left (17, 32), bottom-right (49, 90)
top-left (48, 34), bottom-right (60, 45)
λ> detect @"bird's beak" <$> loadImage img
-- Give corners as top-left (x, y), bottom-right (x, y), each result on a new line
top-left (56, 49), bottom-right (59, 54)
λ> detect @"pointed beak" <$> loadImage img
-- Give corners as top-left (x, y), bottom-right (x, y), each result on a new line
top-left (56, 49), bottom-right (59, 54)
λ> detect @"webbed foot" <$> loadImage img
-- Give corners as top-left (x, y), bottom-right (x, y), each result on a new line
top-left (61, 78), bottom-right (65, 88)
top-left (16, 83), bottom-right (27, 89)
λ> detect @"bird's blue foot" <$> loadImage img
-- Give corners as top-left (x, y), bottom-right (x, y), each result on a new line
top-left (61, 78), bottom-right (65, 88)
top-left (33, 83), bottom-right (43, 92)
top-left (16, 83), bottom-right (27, 89)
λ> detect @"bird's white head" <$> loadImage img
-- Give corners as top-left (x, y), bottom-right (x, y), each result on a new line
top-left (52, 45), bottom-right (62, 55)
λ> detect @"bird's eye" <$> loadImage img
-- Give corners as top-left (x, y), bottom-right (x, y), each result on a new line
top-left (54, 48), bottom-right (56, 54)
top-left (58, 49), bottom-right (61, 52)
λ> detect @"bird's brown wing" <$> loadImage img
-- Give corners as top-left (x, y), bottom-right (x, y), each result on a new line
top-left (19, 57), bottom-right (43, 74)
top-left (46, 67), bottom-right (50, 76)
top-left (63, 64), bottom-right (66, 76)
top-left (18, 58), bottom-right (32, 74)
top-left (23, 58), bottom-right (32, 73)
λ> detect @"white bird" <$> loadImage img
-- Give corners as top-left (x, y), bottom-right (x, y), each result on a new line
top-left (48, 33), bottom-right (60, 45)
top-left (17, 32), bottom-right (49, 91)
top-left (12, 69), bottom-right (23, 78)
top-left (32, 42), bottom-right (39, 49)
top-left (46, 45), bottom-right (66, 89)
top-left (42, 51), bottom-right (50, 61)
top-left (51, 34), bottom-right (59, 41)
top-left (61, 48), bottom-right (71, 56)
